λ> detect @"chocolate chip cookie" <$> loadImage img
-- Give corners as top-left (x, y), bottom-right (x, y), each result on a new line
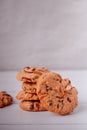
top-left (16, 66), bottom-right (49, 83)
top-left (19, 100), bottom-right (47, 111)
top-left (22, 82), bottom-right (37, 93)
top-left (16, 90), bottom-right (39, 100)
top-left (37, 72), bottom-right (78, 115)
top-left (0, 91), bottom-right (13, 108)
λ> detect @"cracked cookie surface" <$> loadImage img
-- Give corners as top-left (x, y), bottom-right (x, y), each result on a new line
top-left (16, 66), bottom-right (49, 83)
top-left (37, 72), bottom-right (78, 115)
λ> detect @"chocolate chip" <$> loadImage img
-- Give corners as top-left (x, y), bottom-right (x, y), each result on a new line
top-left (56, 78), bottom-right (60, 81)
top-left (24, 67), bottom-right (36, 73)
top-left (47, 100), bottom-right (53, 106)
top-left (5, 94), bottom-right (10, 96)
top-left (46, 86), bottom-right (52, 91)
top-left (49, 102), bottom-right (53, 106)
top-left (55, 96), bottom-right (61, 98)
top-left (31, 68), bottom-right (36, 71)
top-left (68, 80), bottom-right (71, 84)
top-left (30, 104), bottom-right (34, 110)
top-left (24, 67), bottom-right (30, 69)
top-left (67, 97), bottom-right (71, 103)
top-left (57, 104), bottom-right (59, 108)
top-left (61, 100), bottom-right (63, 103)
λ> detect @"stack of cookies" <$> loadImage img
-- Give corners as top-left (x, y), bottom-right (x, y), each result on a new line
top-left (16, 66), bottom-right (49, 111)
top-left (16, 66), bottom-right (78, 115)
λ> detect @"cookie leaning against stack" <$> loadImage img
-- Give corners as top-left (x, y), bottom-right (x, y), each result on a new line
top-left (16, 66), bottom-right (49, 111)
top-left (37, 72), bottom-right (78, 115)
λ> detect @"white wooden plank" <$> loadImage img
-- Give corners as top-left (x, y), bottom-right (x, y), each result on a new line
top-left (0, 103), bottom-right (87, 125)
top-left (0, 124), bottom-right (87, 130)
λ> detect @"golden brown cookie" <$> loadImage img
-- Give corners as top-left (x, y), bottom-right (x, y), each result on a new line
top-left (37, 72), bottom-right (78, 115)
top-left (22, 82), bottom-right (37, 93)
top-left (16, 66), bottom-right (50, 83)
top-left (19, 100), bottom-right (47, 111)
top-left (16, 90), bottom-right (39, 100)
top-left (0, 91), bottom-right (13, 108)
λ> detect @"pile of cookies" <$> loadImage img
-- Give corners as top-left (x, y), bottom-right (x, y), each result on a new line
top-left (16, 66), bottom-right (78, 115)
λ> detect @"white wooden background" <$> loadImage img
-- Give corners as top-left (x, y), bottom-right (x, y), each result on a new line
top-left (0, 70), bottom-right (87, 130)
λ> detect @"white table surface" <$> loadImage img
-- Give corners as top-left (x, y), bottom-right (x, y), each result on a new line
top-left (0, 70), bottom-right (87, 130)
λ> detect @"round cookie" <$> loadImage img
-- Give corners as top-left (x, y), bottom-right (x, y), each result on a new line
top-left (16, 90), bottom-right (39, 100)
top-left (37, 72), bottom-right (78, 115)
top-left (19, 100), bottom-right (47, 111)
top-left (0, 91), bottom-right (13, 108)
top-left (16, 66), bottom-right (50, 83)
top-left (22, 82), bottom-right (37, 93)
